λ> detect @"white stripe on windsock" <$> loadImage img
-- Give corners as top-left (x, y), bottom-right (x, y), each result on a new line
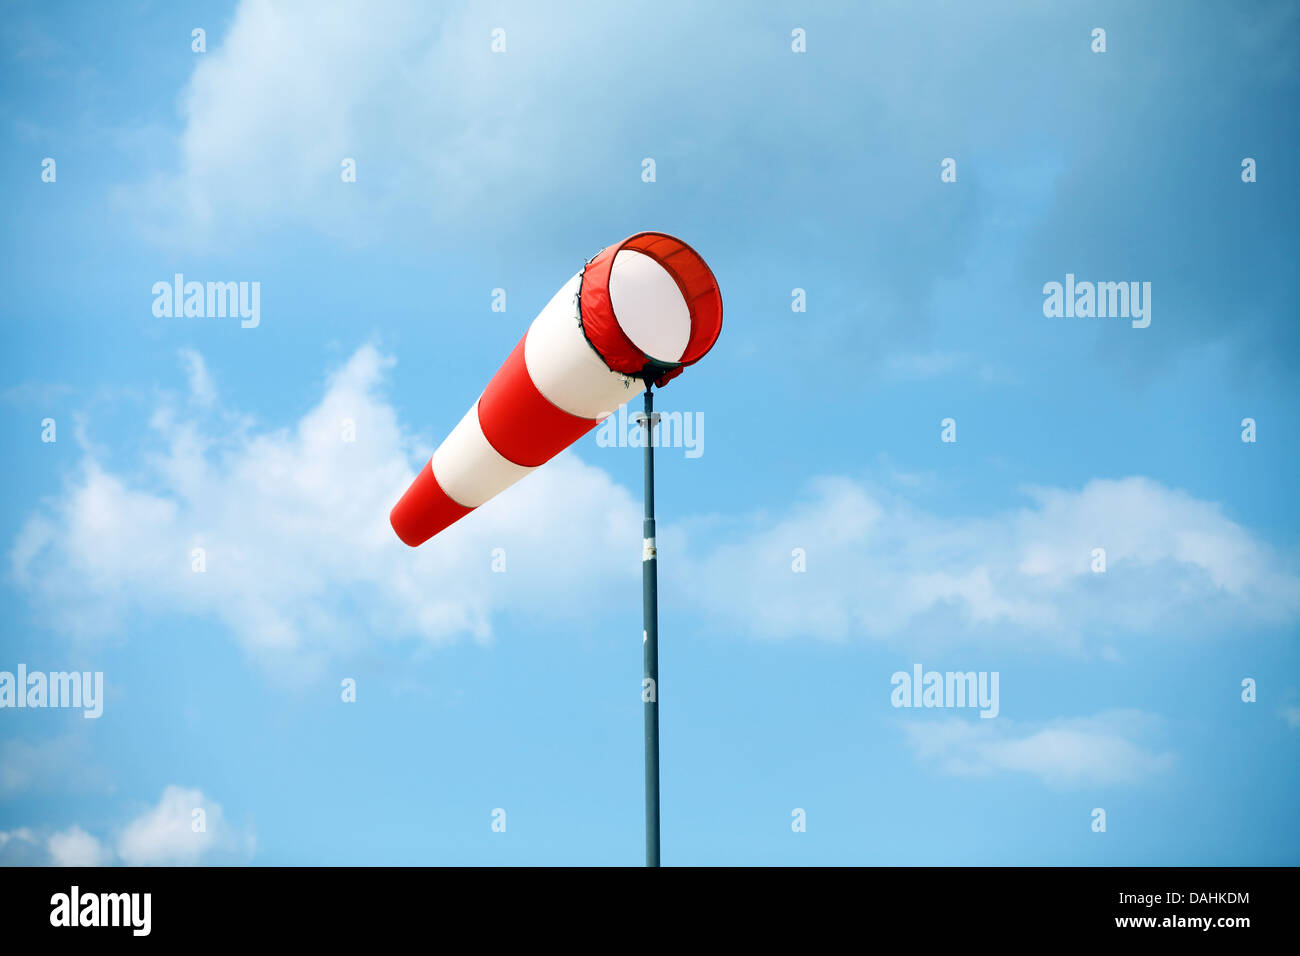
top-left (430, 400), bottom-right (535, 508)
top-left (524, 272), bottom-right (646, 419)
top-left (430, 255), bottom-right (690, 510)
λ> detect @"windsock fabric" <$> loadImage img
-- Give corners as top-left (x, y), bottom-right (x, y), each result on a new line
top-left (391, 232), bottom-right (722, 547)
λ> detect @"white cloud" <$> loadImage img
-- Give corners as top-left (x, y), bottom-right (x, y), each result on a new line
top-left (11, 345), bottom-right (640, 675)
top-left (0, 786), bottom-right (250, 867)
top-left (117, 785), bottom-right (246, 866)
top-left (115, 0), bottom-right (782, 247)
top-left (0, 829), bottom-right (36, 849)
top-left (178, 347), bottom-right (216, 406)
top-left (672, 475), bottom-right (1300, 648)
top-left (116, 0), bottom-right (607, 243)
top-left (882, 352), bottom-right (1007, 384)
top-left (882, 351), bottom-right (962, 380)
top-left (48, 826), bottom-right (110, 867)
top-left (901, 710), bottom-right (1176, 787)
top-left (0, 828), bottom-right (44, 866)
top-left (12, 347), bottom-right (1298, 670)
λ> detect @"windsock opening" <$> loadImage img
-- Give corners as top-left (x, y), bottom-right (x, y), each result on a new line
top-left (579, 232), bottom-right (722, 385)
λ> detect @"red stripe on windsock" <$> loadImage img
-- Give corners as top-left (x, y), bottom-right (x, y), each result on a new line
top-left (390, 461), bottom-right (474, 547)
top-left (477, 333), bottom-right (599, 467)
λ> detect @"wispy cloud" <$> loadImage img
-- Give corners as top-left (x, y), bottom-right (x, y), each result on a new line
top-left (177, 347), bottom-right (216, 407)
top-left (0, 731), bottom-right (113, 796)
top-left (881, 351), bottom-right (1006, 384)
top-left (118, 0), bottom-right (768, 246)
top-left (13, 347), bottom-right (1298, 672)
top-left (11, 345), bottom-right (641, 675)
top-left (672, 474), bottom-right (1300, 648)
top-left (1281, 705), bottom-right (1300, 731)
top-left (900, 709), bottom-right (1176, 787)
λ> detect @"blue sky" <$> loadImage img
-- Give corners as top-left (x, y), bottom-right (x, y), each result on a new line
top-left (1, 0), bottom-right (1297, 865)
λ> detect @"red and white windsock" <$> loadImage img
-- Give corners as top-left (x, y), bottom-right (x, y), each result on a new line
top-left (391, 231), bottom-right (723, 547)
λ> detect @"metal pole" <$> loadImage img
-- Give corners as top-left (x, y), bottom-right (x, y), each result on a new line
top-left (638, 385), bottom-right (661, 867)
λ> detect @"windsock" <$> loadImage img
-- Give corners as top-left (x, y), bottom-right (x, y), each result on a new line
top-left (391, 232), bottom-right (723, 547)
